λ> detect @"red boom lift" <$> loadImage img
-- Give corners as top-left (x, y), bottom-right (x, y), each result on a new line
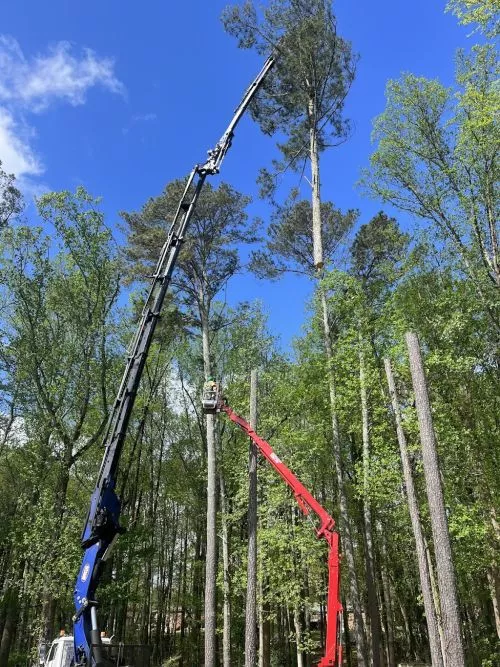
top-left (203, 386), bottom-right (343, 666)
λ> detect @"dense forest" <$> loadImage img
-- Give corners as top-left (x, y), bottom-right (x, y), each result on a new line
top-left (0, 1), bottom-right (498, 666)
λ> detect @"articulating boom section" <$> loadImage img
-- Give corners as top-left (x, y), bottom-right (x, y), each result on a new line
top-left (220, 401), bottom-right (343, 666)
top-left (73, 54), bottom-right (274, 667)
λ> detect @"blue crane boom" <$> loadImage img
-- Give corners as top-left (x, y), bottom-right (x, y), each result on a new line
top-left (73, 54), bottom-right (274, 667)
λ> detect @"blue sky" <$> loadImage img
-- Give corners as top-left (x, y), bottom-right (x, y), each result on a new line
top-left (1, 1), bottom-right (474, 348)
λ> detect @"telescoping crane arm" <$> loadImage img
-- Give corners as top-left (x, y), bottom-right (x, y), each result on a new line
top-left (221, 401), bottom-right (343, 667)
top-left (73, 54), bottom-right (274, 667)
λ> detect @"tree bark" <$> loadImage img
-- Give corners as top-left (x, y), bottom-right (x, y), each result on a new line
top-left (309, 100), bottom-right (323, 270)
top-left (380, 557), bottom-right (396, 667)
top-left (202, 306), bottom-right (218, 667)
top-left (294, 606), bottom-right (305, 667)
top-left (384, 357), bottom-right (445, 667)
top-left (486, 567), bottom-right (500, 639)
top-left (245, 369), bottom-right (259, 666)
top-left (41, 454), bottom-right (71, 641)
top-left (308, 76), bottom-right (368, 666)
top-left (0, 587), bottom-right (19, 667)
top-left (405, 333), bottom-right (466, 667)
top-left (192, 519), bottom-right (204, 665)
top-left (220, 471), bottom-right (231, 667)
top-left (258, 574), bottom-right (271, 667)
top-left (487, 509), bottom-right (500, 639)
top-left (359, 336), bottom-right (382, 667)
top-left (424, 535), bottom-right (445, 653)
top-left (320, 291), bottom-right (368, 667)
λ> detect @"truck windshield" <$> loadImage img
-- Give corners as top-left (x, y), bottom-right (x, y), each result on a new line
top-left (61, 642), bottom-right (74, 667)
top-left (46, 644), bottom-right (57, 664)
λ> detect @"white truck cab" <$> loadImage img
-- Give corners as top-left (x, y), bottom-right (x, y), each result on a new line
top-left (44, 635), bottom-right (111, 667)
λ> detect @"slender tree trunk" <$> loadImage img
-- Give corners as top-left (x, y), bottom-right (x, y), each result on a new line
top-left (204, 408), bottom-right (217, 666)
top-left (392, 584), bottom-right (415, 661)
top-left (359, 336), bottom-right (382, 667)
top-left (294, 606), bottom-right (305, 667)
top-left (179, 524), bottom-right (188, 665)
top-left (321, 291), bottom-right (368, 667)
top-left (486, 510), bottom-right (500, 639)
top-left (276, 606), bottom-right (286, 663)
top-left (202, 306), bottom-right (217, 667)
top-left (42, 455), bottom-right (71, 641)
top-left (220, 472), bottom-right (231, 667)
top-left (245, 369), bottom-right (259, 666)
top-left (486, 567), bottom-right (500, 639)
top-left (377, 524), bottom-right (396, 667)
top-left (0, 587), bottom-right (19, 667)
top-left (309, 85), bottom-right (368, 664)
top-left (424, 535), bottom-right (445, 653)
top-left (343, 598), bottom-right (353, 667)
top-left (165, 506), bottom-right (179, 654)
top-left (309, 81), bottom-right (367, 665)
top-left (384, 357), bottom-right (445, 667)
top-left (192, 520), bottom-right (204, 665)
top-left (309, 101), bottom-right (323, 270)
top-left (405, 332), bottom-right (466, 667)
top-left (259, 575), bottom-right (271, 667)
top-left (258, 482), bottom-right (271, 667)
top-left (484, 175), bottom-right (500, 286)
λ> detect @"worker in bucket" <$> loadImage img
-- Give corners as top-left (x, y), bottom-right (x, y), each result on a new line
top-left (202, 377), bottom-right (219, 413)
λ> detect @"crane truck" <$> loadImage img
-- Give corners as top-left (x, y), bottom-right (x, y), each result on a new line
top-left (71, 55), bottom-right (274, 667)
top-left (70, 47), bottom-right (343, 667)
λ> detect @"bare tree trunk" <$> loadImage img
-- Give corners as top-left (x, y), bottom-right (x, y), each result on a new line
top-left (321, 291), bottom-right (368, 667)
top-left (309, 100), bottom-right (323, 270)
top-left (192, 520), bottom-right (204, 665)
top-left (220, 472), bottom-right (231, 667)
top-left (259, 575), bottom-right (271, 667)
top-left (487, 510), bottom-right (500, 639)
top-left (424, 535), bottom-right (445, 653)
top-left (294, 606), bottom-right (305, 667)
top-left (343, 598), bottom-right (353, 667)
top-left (405, 333), bottom-right (466, 667)
top-left (384, 357), bottom-right (444, 667)
top-left (41, 456), bottom-right (71, 641)
top-left (0, 587), bottom-right (19, 667)
top-left (245, 369), bottom-right (259, 666)
top-left (487, 567), bottom-right (500, 639)
top-left (377, 524), bottom-right (396, 667)
top-left (202, 307), bottom-right (217, 667)
top-left (309, 87), bottom-right (367, 664)
top-left (359, 336), bottom-right (382, 667)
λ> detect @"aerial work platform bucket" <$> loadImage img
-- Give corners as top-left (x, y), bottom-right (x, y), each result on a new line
top-left (202, 380), bottom-right (220, 414)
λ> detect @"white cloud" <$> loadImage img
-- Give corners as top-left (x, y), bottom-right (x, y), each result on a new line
top-left (0, 35), bottom-right (125, 185)
top-left (0, 35), bottom-right (125, 111)
top-left (0, 106), bottom-right (42, 177)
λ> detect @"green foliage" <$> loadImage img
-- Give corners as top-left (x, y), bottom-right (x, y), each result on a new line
top-left (446, 0), bottom-right (500, 36)
top-left (222, 0), bottom-right (357, 189)
top-left (360, 46), bottom-right (500, 331)
top-left (1, 190), bottom-right (499, 661)
top-left (0, 159), bottom-right (23, 228)
top-left (351, 211), bottom-right (410, 300)
top-left (1, 10), bottom-right (499, 663)
top-left (250, 199), bottom-right (357, 278)
top-left (0, 187), bottom-right (123, 649)
top-left (0, 188), bottom-right (121, 450)
top-left (122, 179), bottom-right (254, 319)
